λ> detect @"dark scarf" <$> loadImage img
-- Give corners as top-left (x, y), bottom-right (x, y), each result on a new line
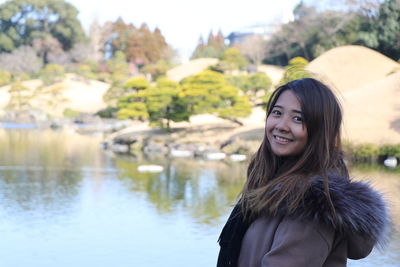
top-left (216, 204), bottom-right (249, 267)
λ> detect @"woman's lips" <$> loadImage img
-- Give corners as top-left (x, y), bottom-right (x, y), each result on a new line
top-left (273, 135), bottom-right (293, 144)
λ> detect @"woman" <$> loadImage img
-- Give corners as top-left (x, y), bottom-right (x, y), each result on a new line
top-left (217, 78), bottom-right (391, 267)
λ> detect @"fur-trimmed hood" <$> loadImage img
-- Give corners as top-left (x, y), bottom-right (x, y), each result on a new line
top-left (282, 176), bottom-right (392, 248)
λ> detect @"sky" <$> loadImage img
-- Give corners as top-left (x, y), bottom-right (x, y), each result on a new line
top-left (0, 0), bottom-right (299, 59)
top-left (65, 0), bottom-right (299, 59)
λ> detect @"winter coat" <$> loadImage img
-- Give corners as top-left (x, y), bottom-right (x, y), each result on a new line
top-left (218, 176), bottom-right (391, 267)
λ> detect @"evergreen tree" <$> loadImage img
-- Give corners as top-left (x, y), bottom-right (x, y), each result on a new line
top-left (180, 70), bottom-right (251, 124)
top-left (0, 0), bottom-right (85, 53)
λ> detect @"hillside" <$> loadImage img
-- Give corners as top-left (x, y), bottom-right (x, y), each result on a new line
top-left (0, 74), bottom-right (109, 117)
top-left (166, 58), bottom-right (218, 81)
top-left (306, 45), bottom-right (400, 93)
top-left (307, 45), bottom-right (400, 144)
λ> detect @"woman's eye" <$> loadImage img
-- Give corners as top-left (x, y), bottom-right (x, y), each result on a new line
top-left (293, 116), bottom-right (303, 122)
top-left (271, 110), bottom-right (281, 116)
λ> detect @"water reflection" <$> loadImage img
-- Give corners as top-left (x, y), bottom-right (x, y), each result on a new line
top-left (0, 129), bottom-right (103, 218)
top-left (0, 129), bottom-right (398, 266)
top-left (115, 157), bottom-right (246, 225)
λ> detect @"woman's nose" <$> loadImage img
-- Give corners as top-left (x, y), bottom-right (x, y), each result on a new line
top-left (275, 117), bottom-right (290, 132)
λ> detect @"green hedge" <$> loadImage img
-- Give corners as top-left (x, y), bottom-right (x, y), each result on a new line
top-left (343, 143), bottom-right (400, 163)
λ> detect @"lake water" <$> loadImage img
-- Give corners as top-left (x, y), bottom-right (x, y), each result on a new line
top-left (0, 129), bottom-right (398, 267)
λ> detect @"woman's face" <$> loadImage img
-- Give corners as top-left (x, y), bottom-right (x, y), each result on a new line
top-left (266, 90), bottom-right (308, 157)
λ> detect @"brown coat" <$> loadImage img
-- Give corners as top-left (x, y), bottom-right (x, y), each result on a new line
top-left (218, 176), bottom-right (391, 267)
top-left (238, 215), bottom-right (375, 267)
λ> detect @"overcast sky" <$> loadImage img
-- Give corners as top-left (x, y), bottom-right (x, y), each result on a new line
top-left (67, 0), bottom-right (298, 58)
top-left (0, 0), bottom-right (299, 59)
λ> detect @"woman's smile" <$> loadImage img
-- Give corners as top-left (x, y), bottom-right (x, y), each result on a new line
top-left (266, 90), bottom-right (308, 156)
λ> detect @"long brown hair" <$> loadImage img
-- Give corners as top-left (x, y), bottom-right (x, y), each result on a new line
top-left (241, 78), bottom-right (348, 221)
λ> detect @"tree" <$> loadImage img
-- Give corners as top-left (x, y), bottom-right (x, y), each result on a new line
top-left (141, 59), bottom-right (170, 81)
top-left (88, 18), bottom-right (104, 62)
top-left (0, 70), bottom-right (11, 86)
top-left (116, 78), bottom-right (190, 128)
top-left (227, 73), bottom-right (272, 103)
top-left (0, 0), bottom-right (86, 53)
top-left (0, 46), bottom-right (43, 75)
top-left (280, 57), bottom-right (311, 84)
top-left (39, 64), bottom-right (65, 85)
top-left (103, 51), bottom-right (131, 105)
top-left (7, 81), bottom-right (32, 111)
top-left (31, 35), bottom-right (65, 64)
top-left (191, 30), bottom-right (227, 59)
top-left (105, 19), bottom-right (171, 65)
top-left (373, 0), bottom-right (400, 59)
top-left (145, 79), bottom-right (190, 129)
top-left (117, 90), bottom-right (148, 120)
top-left (218, 47), bottom-right (248, 72)
top-left (237, 35), bottom-right (267, 66)
top-left (124, 77), bottom-right (150, 92)
top-left (180, 70), bottom-right (251, 124)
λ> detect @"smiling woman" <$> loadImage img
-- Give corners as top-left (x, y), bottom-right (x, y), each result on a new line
top-left (266, 90), bottom-right (308, 156)
top-left (217, 78), bottom-right (392, 267)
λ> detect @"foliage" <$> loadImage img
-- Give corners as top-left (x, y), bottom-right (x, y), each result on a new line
top-left (343, 142), bottom-right (379, 163)
top-left (0, 0), bottom-right (86, 53)
top-left (262, 1), bottom-right (391, 65)
top-left (369, 0), bottom-right (400, 60)
top-left (117, 90), bottom-right (148, 120)
top-left (145, 79), bottom-right (190, 129)
top-left (115, 78), bottom-right (189, 128)
top-left (191, 30), bottom-right (226, 59)
top-left (7, 81), bottom-right (31, 111)
top-left (74, 64), bottom-right (97, 80)
top-left (280, 57), bottom-right (311, 84)
top-left (227, 73), bottom-right (272, 103)
top-left (103, 51), bottom-right (131, 104)
top-left (69, 42), bottom-right (93, 63)
top-left (96, 106), bottom-right (118, 118)
top-left (261, 90), bottom-right (273, 108)
top-left (217, 95), bottom-right (252, 124)
top-left (106, 51), bottom-right (130, 82)
top-left (31, 35), bottom-right (66, 64)
top-left (39, 64), bottom-right (65, 85)
top-left (180, 70), bottom-right (251, 123)
top-left (0, 46), bottom-right (42, 75)
top-left (218, 47), bottom-right (248, 72)
top-left (141, 59), bottom-right (170, 81)
top-left (63, 108), bottom-right (80, 118)
top-left (247, 73), bottom-right (272, 94)
top-left (105, 18), bottom-right (171, 65)
top-left (378, 144), bottom-right (400, 158)
top-left (0, 70), bottom-right (11, 86)
top-left (237, 34), bottom-right (267, 66)
top-left (123, 77), bottom-right (150, 92)
top-left (41, 85), bottom-right (68, 110)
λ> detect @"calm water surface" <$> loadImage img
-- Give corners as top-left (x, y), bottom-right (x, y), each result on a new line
top-left (0, 129), bottom-right (398, 267)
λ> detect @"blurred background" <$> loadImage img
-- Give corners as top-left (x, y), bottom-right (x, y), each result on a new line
top-left (0, 0), bottom-right (399, 266)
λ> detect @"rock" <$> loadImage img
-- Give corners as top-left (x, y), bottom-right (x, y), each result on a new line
top-left (204, 152), bottom-right (226, 160)
top-left (137, 165), bottom-right (164, 173)
top-left (383, 156), bottom-right (398, 168)
top-left (229, 154), bottom-right (247, 162)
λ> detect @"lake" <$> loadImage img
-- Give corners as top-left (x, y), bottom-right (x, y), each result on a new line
top-left (0, 129), bottom-right (398, 267)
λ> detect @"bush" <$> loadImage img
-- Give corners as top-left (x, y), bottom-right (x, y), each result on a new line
top-left (280, 57), bottom-right (311, 84)
top-left (0, 70), bottom-right (11, 86)
top-left (63, 108), bottom-right (81, 118)
top-left (39, 64), bottom-right (65, 85)
top-left (378, 144), bottom-right (400, 158)
top-left (343, 143), bottom-right (379, 163)
top-left (96, 107), bottom-right (118, 118)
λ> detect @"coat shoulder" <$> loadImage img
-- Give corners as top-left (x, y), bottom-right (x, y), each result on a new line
top-left (291, 176), bottom-right (391, 246)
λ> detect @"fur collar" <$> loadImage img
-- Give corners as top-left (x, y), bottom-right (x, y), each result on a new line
top-left (281, 176), bottom-right (391, 246)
